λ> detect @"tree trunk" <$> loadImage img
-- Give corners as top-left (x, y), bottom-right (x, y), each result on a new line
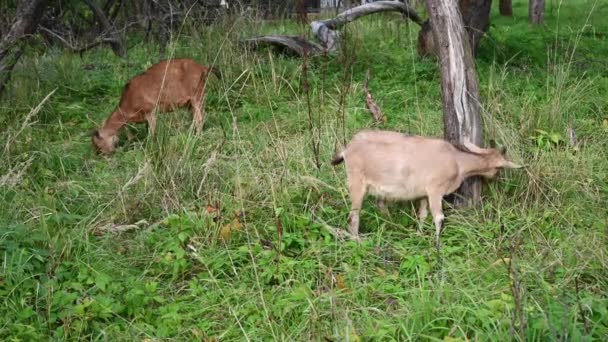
top-left (0, 0), bottom-right (48, 97)
top-left (295, 0), bottom-right (308, 25)
top-left (499, 0), bottom-right (512, 16)
top-left (425, 0), bottom-right (483, 206)
top-left (418, 0), bottom-right (492, 57)
top-left (83, 0), bottom-right (125, 57)
top-left (529, 0), bottom-right (545, 24)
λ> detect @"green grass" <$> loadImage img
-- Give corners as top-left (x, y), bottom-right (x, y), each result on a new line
top-left (1, 0), bottom-right (607, 340)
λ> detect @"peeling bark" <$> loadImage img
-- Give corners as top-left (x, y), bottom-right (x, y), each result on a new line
top-left (426, 0), bottom-right (483, 206)
top-left (0, 0), bottom-right (48, 97)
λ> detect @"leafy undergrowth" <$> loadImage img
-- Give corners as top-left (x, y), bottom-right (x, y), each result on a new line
top-left (1, 1), bottom-right (607, 340)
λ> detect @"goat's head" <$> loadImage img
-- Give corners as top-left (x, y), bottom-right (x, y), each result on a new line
top-left (91, 130), bottom-right (118, 154)
top-left (463, 141), bottom-right (523, 178)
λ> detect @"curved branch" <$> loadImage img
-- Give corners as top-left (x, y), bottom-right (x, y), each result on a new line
top-left (312, 0), bottom-right (423, 52)
top-left (245, 1), bottom-right (423, 56)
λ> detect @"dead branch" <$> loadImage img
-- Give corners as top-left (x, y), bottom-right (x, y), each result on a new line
top-left (245, 1), bottom-right (422, 55)
top-left (39, 26), bottom-right (121, 57)
top-left (312, 0), bottom-right (423, 52)
top-left (311, 213), bottom-right (359, 241)
top-left (363, 69), bottom-right (385, 123)
top-left (244, 35), bottom-right (324, 56)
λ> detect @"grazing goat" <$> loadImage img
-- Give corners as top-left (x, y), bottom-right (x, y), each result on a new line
top-left (92, 58), bottom-right (221, 154)
top-left (331, 130), bottom-right (522, 244)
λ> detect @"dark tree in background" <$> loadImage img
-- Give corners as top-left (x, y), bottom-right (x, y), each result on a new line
top-left (418, 0), bottom-right (492, 57)
top-left (529, 0), bottom-right (545, 24)
top-left (499, 0), bottom-right (513, 16)
top-left (0, 0), bottom-right (48, 96)
top-left (82, 0), bottom-right (125, 57)
top-left (425, 0), bottom-right (484, 206)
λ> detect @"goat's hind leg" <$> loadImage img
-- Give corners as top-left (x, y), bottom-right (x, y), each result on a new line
top-left (347, 177), bottom-right (366, 240)
top-left (427, 194), bottom-right (445, 250)
top-left (377, 198), bottom-right (391, 217)
top-left (416, 198), bottom-right (429, 232)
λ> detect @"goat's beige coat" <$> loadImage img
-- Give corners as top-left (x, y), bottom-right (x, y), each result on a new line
top-left (332, 130), bottom-right (522, 244)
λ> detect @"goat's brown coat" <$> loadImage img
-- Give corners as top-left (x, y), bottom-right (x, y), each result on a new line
top-left (92, 58), bottom-right (220, 154)
top-left (332, 130), bottom-right (522, 243)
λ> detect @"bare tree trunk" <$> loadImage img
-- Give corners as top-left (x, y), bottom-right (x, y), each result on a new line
top-left (499, 0), bottom-right (513, 16)
top-left (425, 0), bottom-right (483, 206)
top-left (83, 0), bottom-right (125, 57)
top-left (529, 0), bottom-right (545, 24)
top-left (418, 0), bottom-right (492, 57)
top-left (0, 0), bottom-right (48, 97)
top-left (461, 0), bottom-right (492, 54)
top-left (296, 0), bottom-right (308, 25)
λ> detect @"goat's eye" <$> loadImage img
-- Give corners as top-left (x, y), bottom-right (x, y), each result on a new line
top-left (500, 146), bottom-right (507, 155)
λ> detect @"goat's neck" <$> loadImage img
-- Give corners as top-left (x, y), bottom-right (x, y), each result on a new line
top-left (99, 109), bottom-right (127, 136)
top-left (457, 152), bottom-right (490, 178)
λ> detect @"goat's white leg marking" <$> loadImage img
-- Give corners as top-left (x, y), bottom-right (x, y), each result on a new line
top-left (428, 194), bottom-right (445, 247)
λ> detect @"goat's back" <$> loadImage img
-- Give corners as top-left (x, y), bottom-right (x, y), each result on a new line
top-left (119, 58), bottom-right (207, 111)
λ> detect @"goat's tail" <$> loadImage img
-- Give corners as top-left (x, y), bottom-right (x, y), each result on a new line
top-left (330, 151), bottom-right (344, 166)
top-left (208, 66), bottom-right (222, 80)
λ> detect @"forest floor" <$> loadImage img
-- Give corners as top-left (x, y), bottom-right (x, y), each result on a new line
top-left (1, 0), bottom-right (607, 340)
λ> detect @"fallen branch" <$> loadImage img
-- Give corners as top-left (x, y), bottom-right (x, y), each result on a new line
top-left (94, 219), bottom-right (149, 235)
top-left (313, 215), bottom-right (360, 242)
top-left (245, 1), bottom-right (422, 55)
top-left (244, 35), bottom-right (324, 57)
top-left (363, 69), bottom-right (385, 123)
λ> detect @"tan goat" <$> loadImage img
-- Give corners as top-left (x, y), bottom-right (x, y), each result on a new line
top-left (92, 58), bottom-right (221, 154)
top-left (331, 129), bottom-right (522, 243)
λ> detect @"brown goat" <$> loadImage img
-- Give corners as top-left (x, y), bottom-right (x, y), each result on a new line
top-left (92, 58), bottom-right (221, 154)
top-left (331, 130), bottom-right (522, 244)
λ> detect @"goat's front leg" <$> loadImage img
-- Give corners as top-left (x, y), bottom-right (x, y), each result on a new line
top-left (427, 194), bottom-right (444, 250)
top-left (417, 198), bottom-right (428, 232)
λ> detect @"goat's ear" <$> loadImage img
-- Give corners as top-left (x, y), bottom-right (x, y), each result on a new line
top-left (463, 140), bottom-right (485, 154)
top-left (91, 129), bottom-right (101, 138)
